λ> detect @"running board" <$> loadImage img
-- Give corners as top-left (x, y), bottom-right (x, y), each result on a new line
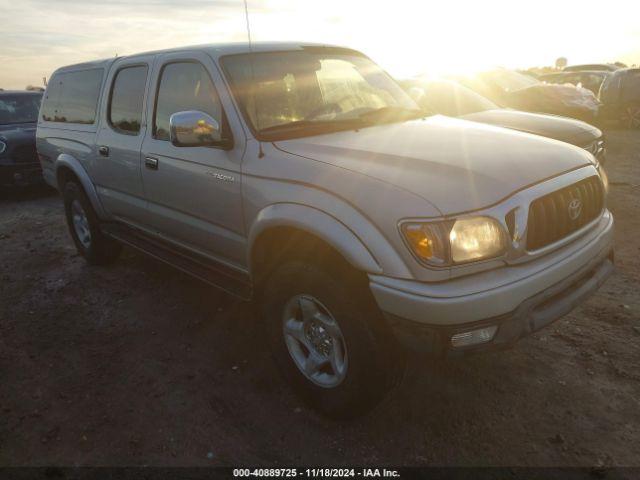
top-left (101, 223), bottom-right (252, 300)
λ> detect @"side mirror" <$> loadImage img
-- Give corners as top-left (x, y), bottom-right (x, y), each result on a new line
top-left (169, 110), bottom-right (231, 148)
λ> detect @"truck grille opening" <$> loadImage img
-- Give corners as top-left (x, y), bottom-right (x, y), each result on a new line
top-left (526, 176), bottom-right (604, 251)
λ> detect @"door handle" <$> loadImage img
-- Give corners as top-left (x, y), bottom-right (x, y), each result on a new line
top-left (145, 156), bottom-right (159, 170)
top-left (98, 146), bottom-right (109, 157)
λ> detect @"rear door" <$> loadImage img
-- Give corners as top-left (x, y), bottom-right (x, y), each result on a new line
top-left (93, 55), bottom-right (155, 228)
top-left (140, 51), bottom-right (247, 269)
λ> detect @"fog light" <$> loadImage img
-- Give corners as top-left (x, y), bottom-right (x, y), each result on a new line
top-left (451, 325), bottom-right (498, 348)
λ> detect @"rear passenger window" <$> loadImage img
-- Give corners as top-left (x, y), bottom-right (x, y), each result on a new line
top-left (40, 77), bottom-right (64, 122)
top-left (109, 65), bottom-right (148, 134)
top-left (154, 62), bottom-right (222, 141)
top-left (41, 69), bottom-right (103, 124)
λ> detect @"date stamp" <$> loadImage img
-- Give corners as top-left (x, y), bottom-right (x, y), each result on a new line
top-left (233, 468), bottom-right (401, 478)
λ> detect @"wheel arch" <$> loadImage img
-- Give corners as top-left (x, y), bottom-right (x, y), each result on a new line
top-left (55, 154), bottom-right (108, 220)
top-left (249, 204), bottom-right (380, 284)
top-left (248, 203), bottom-right (411, 287)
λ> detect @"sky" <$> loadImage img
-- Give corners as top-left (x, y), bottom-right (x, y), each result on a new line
top-left (1, 0), bottom-right (639, 89)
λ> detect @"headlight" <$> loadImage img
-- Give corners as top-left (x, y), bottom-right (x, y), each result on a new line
top-left (401, 222), bottom-right (451, 266)
top-left (449, 217), bottom-right (507, 263)
top-left (401, 216), bottom-right (507, 266)
top-left (0, 141), bottom-right (6, 155)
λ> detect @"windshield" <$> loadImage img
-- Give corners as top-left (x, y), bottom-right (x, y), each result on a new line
top-left (481, 70), bottom-right (539, 92)
top-left (0, 94), bottom-right (42, 125)
top-left (221, 48), bottom-right (421, 140)
top-left (417, 80), bottom-right (498, 116)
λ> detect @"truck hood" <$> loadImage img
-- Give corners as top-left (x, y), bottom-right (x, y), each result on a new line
top-left (275, 116), bottom-right (593, 215)
top-left (461, 109), bottom-right (601, 147)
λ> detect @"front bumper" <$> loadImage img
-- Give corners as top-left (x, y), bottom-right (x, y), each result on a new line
top-left (0, 162), bottom-right (43, 187)
top-left (371, 212), bottom-right (614, 356)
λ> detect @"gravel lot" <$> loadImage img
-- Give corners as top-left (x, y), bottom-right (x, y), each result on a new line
top-left (1, 130), bottom-right (639, 468)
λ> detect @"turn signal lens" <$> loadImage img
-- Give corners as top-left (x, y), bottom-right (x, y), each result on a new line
top-left (404, 226), bottom-right (433, 258)
top-left (401, 222), bottom-right (448, 265)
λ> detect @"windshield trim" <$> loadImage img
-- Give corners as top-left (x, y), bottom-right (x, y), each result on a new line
top-left (218, 50), bottom-right (421, 142)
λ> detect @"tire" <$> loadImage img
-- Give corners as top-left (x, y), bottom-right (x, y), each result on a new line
top-left (262, 259), bottom-right (403, 419)
top-left (63, 181), bottom-right (121, 265)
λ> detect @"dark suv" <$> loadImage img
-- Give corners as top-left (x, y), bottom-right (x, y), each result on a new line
top-left (0, 91), bottom-right (43, 187)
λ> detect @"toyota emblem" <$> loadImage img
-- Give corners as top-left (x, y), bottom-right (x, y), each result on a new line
top-left (568, 198), bottom-right (582, 220)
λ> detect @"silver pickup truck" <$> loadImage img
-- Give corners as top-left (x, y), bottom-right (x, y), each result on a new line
top-left (36, 43), bottom-right (614, 418)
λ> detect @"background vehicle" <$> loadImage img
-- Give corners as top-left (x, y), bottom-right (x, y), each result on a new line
top-left (403, 78), bottom-right (606, 163)
top-left (539, 71), bottom-right (610, 96)
top-left (0, 90), bottom-right (43, 187)
top-left (460, 68), bottom-right (600, 122)
top-left (563, 64), bottom-right (620, 72)
top-left (37, 43), bottom-right (613, 418)
top-left (598, 68), bottom-right (640, 129)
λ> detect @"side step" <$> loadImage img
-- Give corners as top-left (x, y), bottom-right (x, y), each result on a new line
top-left (101, 223), bottom-right (252, 300)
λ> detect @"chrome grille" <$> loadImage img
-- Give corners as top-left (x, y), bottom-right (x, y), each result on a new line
top-left (527, 176), bottom-right (604, 251)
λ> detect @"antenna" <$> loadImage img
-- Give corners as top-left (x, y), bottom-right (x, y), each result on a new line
top-left (243, 0), bottom-right (264, 158)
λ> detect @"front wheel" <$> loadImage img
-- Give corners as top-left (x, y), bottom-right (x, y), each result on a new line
top-left (262, 261), bottom-right (402, 419)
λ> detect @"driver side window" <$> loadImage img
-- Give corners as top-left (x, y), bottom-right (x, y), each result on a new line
top-left (154, 61), bottom-right (222, 141)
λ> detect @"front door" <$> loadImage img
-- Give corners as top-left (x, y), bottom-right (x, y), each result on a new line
top-left (140, 51), bottom-right (246, 269)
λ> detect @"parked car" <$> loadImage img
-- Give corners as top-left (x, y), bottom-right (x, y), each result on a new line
top-left (460, 68), bottom-right (600, 122)
top-left (539, 71), bottom-right (610, 96)
top-left (598, 68), bottom-right (640, 129)
top-left (0, 90), bottom-right (43, 187)
top-left (37, 43), bottom-right (613, 417)
top-left (404, 78), bottom-right (606, 163)
top-left (563, 64), bottom-right (620, 72)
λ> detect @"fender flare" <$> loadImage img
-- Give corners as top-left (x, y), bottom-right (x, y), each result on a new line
top-left (249, 203), bottom-right (409, 276)
top-left (55, 154), bottom-right (109, 220)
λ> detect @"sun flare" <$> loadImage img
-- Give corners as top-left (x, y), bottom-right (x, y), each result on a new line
top-left (1, 0), bottom-right (639, 89)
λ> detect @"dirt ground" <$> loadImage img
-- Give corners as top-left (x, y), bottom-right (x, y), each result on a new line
top-left (1, 130), bottom-right (639, 468)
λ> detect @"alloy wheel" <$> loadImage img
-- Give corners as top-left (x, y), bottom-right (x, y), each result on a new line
top-left (282, 294), bottom-right (348, 388)
top-left (71, 200), bottom-right (92, 249)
